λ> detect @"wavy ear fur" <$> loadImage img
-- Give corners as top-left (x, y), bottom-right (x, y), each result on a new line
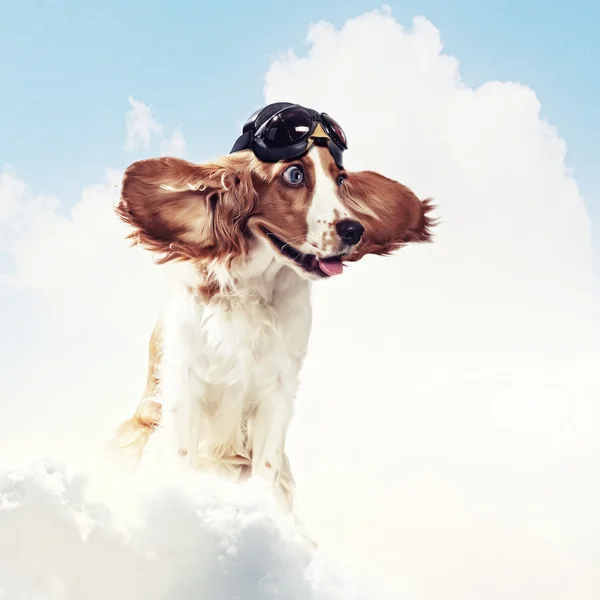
top-left (115, 152), bottom-right (257, 265)
top-left (340, 170), bottom-right (436, 261)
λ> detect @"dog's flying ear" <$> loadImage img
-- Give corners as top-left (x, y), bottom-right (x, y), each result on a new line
top-left (339, 170), bottom-right (436, 261)
top-left (116, 153), bottom-right (257, 264)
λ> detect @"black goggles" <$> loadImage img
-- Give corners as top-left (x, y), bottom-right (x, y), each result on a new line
top-left (230, 103), bottom-right (347, 168)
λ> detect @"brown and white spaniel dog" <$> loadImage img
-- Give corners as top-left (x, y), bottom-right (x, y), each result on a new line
top-left (110, 142), bottom-right (434, 523)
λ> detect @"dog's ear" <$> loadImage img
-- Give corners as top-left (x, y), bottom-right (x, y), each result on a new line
top-left (340, 170), bottom-right (436, 261)
top-left (116, 153), bottom-right (256, 264)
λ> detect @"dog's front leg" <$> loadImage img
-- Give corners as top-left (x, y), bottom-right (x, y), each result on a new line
top-left (251, 393), bottom-right (317, 547)
top-left (250, 379), bottom-right (296, 510)
top-left (159, 366), bottom-right (207, 464)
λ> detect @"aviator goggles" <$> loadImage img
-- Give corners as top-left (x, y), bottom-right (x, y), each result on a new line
top-left (229, 102), bottom-right (348, 168)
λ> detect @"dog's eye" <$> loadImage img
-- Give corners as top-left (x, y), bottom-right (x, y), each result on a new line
top-left (282, 165), bottom-right (304, 186)
top-left (337, 174), bottom-right (346, 187)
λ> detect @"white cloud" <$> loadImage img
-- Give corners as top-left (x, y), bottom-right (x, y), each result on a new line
top-left (0, 461), bottom-right (381, 600)
top-left (124, 96), bottom-right (163, 151)
top-left (266, 10), bottom-right (600, 599)
top-left (1, 8), bottom-right (600, 600)
top-left (124, 97), bottom-right (187, 157)
top-left (160, 128), bottom-right (187, 158)
top-left (0, 167), bottom-right (159, 322)
top-left (0, 166), bottom-right (26, 223)
top-left (0, 164), bottom-right (164, 453)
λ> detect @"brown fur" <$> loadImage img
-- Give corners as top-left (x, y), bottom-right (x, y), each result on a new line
top-left (246, 155), bottom-right (317, 245)
top-left (316, 146), bottom-right (435, 260)
top-left (341, 172), bottom-right (435, 259)
top-left (115, 152), bottom-right (261, 267)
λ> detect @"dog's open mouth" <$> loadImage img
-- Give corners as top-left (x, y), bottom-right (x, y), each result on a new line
top-left (259, 227), bottom-right (344, 277)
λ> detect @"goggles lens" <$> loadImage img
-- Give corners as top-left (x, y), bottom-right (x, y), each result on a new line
top-left (322, 113), bottom-right (347, 149)
top-left (262, 107), bottom-right (313, 146)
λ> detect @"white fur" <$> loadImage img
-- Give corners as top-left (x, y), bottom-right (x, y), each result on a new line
top-left (146, 240), bottom-right (311, 508)
top-left (302, 148), bottom-right (350, 256)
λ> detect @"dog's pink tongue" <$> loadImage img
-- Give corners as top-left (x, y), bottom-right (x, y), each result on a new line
top-left (318, 258), bottom-right (344, 276)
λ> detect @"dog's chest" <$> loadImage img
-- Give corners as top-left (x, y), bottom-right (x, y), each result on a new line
top-left (191, 298), bottom-right (288, 389)
top-left (160, 282), bottom-right (311, 414)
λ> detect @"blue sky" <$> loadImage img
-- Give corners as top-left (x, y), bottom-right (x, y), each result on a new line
top-left (1, 0), bottom-right (598, 238)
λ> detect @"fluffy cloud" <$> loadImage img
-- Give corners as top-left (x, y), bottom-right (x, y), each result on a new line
top-left (0, 167), bottom-right (159, 325)
top-left (1, 7), bottom-right (600, 600)
top-left (0, 462), bottom-right (379, 600)
top-left (123, 95), bottom-right (187, 157)
top-left (124, 96), bottom-right (163, 151)
top-left (160, 128), bottom-right (187, 158)
top-left (0, 167), bottom-right (25, 223)
top-left (265, 10), bottom-right (600, 600)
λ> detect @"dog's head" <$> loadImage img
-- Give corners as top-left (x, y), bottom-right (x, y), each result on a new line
top-left (116, 145), bottom-right (435, 284)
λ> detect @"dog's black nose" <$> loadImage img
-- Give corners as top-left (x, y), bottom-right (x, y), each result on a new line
top-left (336, 219), bottom-right (364, 246)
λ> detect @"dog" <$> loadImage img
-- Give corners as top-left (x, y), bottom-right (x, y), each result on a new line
top-left (110, 103), bottom-right (435, 520)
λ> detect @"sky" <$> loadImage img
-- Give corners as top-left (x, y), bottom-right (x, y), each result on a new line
top-left (1, 2), bottom-right (600, 599)
top-left (1, 0), bottom-right (599, 240)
